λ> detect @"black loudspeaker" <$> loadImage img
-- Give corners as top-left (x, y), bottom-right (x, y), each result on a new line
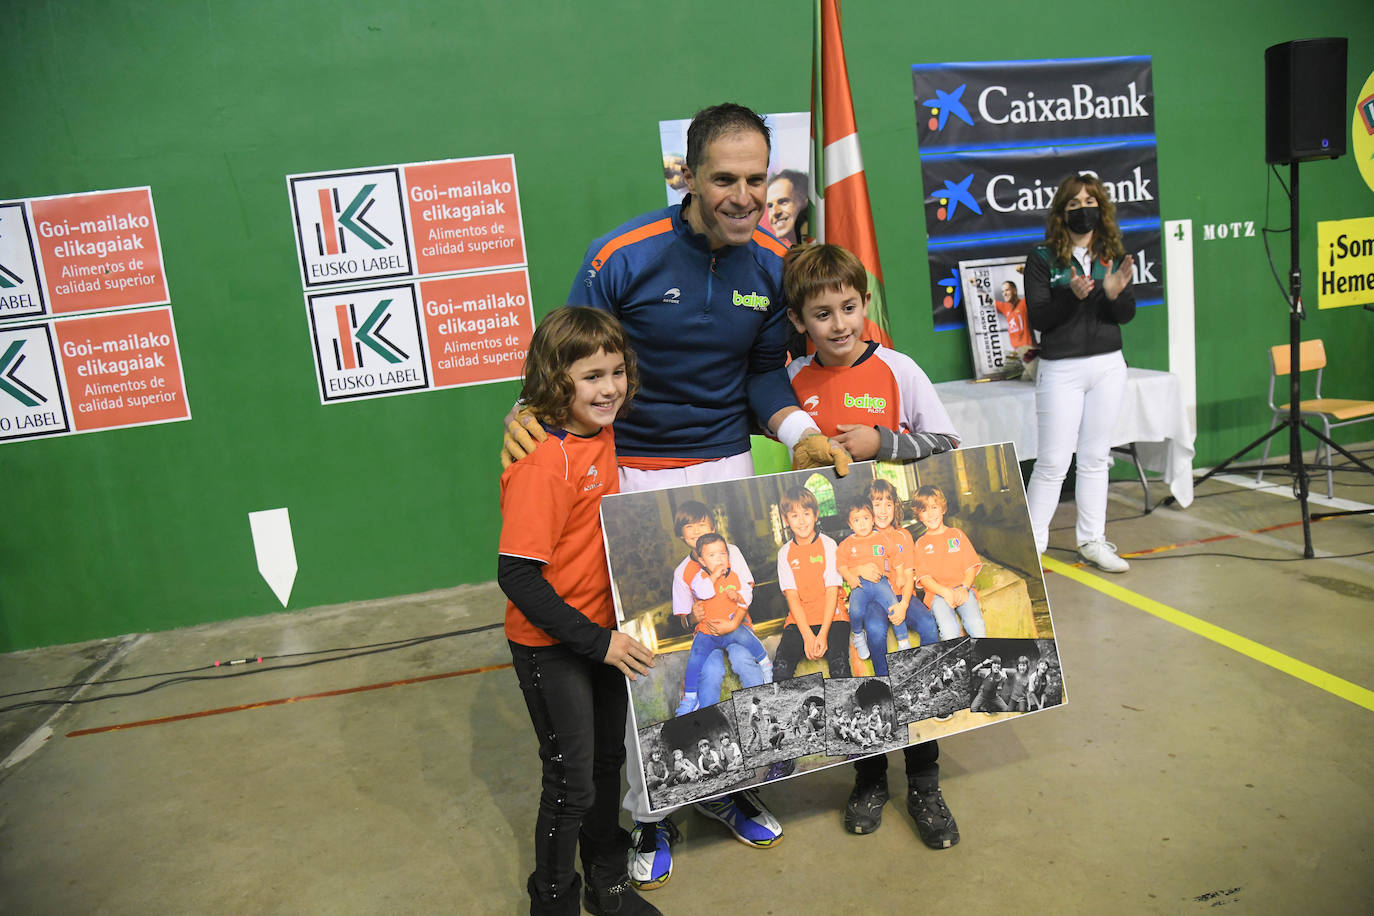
top-left (1265, 38), bottom-right (1348, 164)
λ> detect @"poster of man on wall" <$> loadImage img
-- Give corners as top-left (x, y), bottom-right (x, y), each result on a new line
top-left (958, 254), bottom-right (1033, 380)
top-left (601, 444), bottom-right (1063, 812)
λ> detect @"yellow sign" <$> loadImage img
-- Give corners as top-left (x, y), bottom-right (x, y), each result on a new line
top-left (1317, 216), bottom-right (1374, 309)
top-left (1356, 69), bottom-right (1374, 195)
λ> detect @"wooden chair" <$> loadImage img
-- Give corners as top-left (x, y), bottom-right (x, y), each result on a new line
top-left (1257, 338), bottom-right (1374, 497)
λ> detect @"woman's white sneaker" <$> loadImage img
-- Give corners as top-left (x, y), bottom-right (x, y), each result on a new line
top-left (1078, 539), bottom-right (1129, 572)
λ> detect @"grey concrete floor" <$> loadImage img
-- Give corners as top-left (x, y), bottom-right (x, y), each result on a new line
top-left (2, 456), bottom-right (1372, 915)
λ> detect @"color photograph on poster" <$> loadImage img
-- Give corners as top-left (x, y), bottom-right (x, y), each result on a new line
top-left (957, 254), bottom-right (1032, 380)
top-left (660, 112), bottom-right (811, 247)
top-left (601, 445), bottom-right (1061, 813)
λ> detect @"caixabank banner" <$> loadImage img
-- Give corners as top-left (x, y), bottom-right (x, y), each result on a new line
top-left (604, 446), bottom-right (1064, 813)
top-left (913, 57), bottom-right (1163, 332)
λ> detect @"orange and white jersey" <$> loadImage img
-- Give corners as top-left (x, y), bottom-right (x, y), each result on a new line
top-left (787, 341), bottom-right (957, 441)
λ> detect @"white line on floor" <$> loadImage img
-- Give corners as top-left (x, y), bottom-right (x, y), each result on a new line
top-left (1, 634), bottom-right (146, 770)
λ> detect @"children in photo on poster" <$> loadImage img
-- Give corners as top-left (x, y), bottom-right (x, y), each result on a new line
top-left (603, 447), bottom-right (1064, 813)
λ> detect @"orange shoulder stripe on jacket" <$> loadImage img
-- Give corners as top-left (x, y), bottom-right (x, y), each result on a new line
top-left (589, 218), bottom-right (674, 272)
top-left (752, 229), bottom-right (790, 258)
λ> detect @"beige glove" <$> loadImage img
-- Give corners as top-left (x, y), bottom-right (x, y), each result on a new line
top-left (792, 433), bottom-right (852, 476)
top-left (501, 408), bottom-right (547, 468)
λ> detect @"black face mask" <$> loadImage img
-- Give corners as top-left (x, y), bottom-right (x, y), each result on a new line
top-left (1065, 206), bottom-right (1100, 235)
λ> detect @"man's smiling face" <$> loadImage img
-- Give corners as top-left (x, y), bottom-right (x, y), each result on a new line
top-left (683, 130), bottom-right (770, 249)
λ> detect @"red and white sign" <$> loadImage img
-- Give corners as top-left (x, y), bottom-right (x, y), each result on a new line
top-left (53, 307), bottom-right (190, 432)
top-left (405, 156), bottom-right (526, 277)
top-left (421, 270), bottom-right (534, 389)
top-left (29, 187), bottom-right (169, 315)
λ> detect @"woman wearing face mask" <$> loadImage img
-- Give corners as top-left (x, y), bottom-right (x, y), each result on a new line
top-left (1023, 173), bottom-right (1136, 572)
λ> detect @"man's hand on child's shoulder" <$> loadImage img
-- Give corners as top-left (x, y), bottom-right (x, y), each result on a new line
top-left (501, 407), bottom-right (546, 468)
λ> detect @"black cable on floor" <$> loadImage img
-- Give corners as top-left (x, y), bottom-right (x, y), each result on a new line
top-left (0, 622), bottom-right (503, 713)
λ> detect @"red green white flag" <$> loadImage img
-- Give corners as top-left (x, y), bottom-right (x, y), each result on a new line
top-left (810, 0), bottom-right (893, 347)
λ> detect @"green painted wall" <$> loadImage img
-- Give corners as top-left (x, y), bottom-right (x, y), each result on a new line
top-left (3, 1), bottom-right (1372, 650)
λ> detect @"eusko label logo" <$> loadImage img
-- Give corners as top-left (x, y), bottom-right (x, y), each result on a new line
top-left (0, 203), bottom-right (46, 321)
top-left (0, 324), bottom-right (69, 440)
top-left (307, 284), bottom-right (428, 402)
top-left (290, 168), bottom-right (412, 288)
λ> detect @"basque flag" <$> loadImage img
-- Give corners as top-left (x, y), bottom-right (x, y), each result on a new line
top-left (810, 0), bottom-right (894, 347)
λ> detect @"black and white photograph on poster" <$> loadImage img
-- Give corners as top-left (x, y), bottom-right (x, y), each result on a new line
top-left (604, 444), bottom-right (1062, 812)
top-left (823, 676), bottom-right (904, 758)
top-left (638, 702), bottom-right (751, 812)
top-left (957, 254), bottom-right (1033, 380)
top-left (730, 674), bottom-right (826, 769)
top-left (968, 638), bottom-right (1064, 715)
top-left (888, 637), bottom-right (977, 724)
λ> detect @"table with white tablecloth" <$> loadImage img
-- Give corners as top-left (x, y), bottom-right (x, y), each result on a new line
top-left (933, 368), bottom-right (1196, 508)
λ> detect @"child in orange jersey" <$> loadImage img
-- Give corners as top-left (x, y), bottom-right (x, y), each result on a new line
top-left (497, 306), bottom-right (660, 916)
top-left (868, 479), bottom-right (940, 657)
top-left (772, 485), bottom-right (851, 681)
top-left (837, 500), bottom-right (902, 660)
top-left (912, 485), bottom-right (987, 639)
top-left (675, 532), bottom-right (773, 715)
top-left (781, 244), bottom-right (961, 850)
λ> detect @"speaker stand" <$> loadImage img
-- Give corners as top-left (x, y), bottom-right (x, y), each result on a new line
top-left (1168, 161), bottom-right (1374, 557)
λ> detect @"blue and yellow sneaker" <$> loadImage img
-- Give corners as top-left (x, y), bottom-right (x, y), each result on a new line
top-left (627, 818), bottom-right (679, 890)
top-left (695, 790), bottom-right (783, 848)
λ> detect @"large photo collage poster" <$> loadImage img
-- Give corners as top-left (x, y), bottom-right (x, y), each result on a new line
top-left (602, 445), bottom-right (1063, 813)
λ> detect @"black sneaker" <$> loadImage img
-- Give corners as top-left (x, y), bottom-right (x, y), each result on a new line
top-left (907, 781), bottom-right (960, 849)
top-left (843, 777), bottom-right (889, 835)
top-left (583, 876), bottom-right (663, 916)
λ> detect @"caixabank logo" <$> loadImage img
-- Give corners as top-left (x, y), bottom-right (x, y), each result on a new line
top-left (0, 203), bottom-right (47, 321)
top-left (306, 284), bottom-right (429, 403)
top-left (923, 145), bottom-right (1160, 242)
top-left (289, 168), bottom-right (413, 289)
top-left (913, 57), bottom-right (1155, 152)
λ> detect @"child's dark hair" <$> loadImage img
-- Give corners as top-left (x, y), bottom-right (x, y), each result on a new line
top-left (779, 486), bottom-right (818, 518)
top-left (519, 306), bottom-right (638, 427)
top-left (674, 500), bottom-right (712, 537)
top-left (867, 478), bottom-right (904, 522)
top-left (846, 497), bottom-right (873, 517)
top-left (694, 531), bottom-right (727, 556)
top-left (913, 484), bottom-right (947, 514)
top-left (783, 243), bottom-right (868, 317)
